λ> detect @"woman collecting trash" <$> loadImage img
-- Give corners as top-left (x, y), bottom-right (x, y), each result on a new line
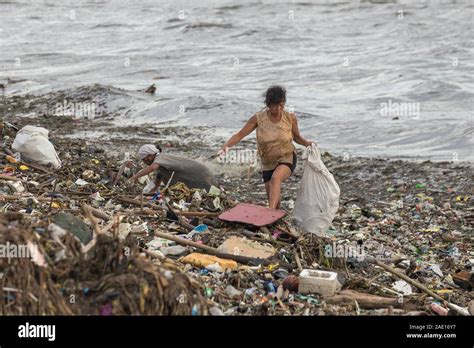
top-left (219, 85), bottom-right (315, 209)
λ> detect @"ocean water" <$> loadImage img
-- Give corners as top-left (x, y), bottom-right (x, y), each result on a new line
top-left (1, 0), bottom-right (473, 161)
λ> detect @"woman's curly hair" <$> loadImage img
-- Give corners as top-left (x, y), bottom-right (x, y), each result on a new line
top-left (264, 85), bottom-right (286, 107)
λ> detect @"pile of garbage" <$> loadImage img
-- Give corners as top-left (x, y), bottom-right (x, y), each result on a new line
top-left (0, 210), bottom-right (207, 315)
top-left (0, 122), bottom-right (472, 316)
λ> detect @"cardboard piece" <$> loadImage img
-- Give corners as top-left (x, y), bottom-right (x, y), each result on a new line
top-left (217, 236), bottom-right (275, 259)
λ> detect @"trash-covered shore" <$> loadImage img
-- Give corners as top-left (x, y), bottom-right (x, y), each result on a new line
top-left (1, 108), bottom-right (473, 316)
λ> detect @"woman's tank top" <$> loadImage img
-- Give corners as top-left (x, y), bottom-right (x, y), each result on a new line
top-left (256, 109), bottom-right (295, 171)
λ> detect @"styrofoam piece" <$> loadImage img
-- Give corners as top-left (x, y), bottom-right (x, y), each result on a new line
top-left (298, 269), bottom-right (341, 296)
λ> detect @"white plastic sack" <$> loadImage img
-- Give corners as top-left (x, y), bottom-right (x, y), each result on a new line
top-left (293, 144), bottom-right (340, 236)
top-left (12, 125), bottom-right (62, 169)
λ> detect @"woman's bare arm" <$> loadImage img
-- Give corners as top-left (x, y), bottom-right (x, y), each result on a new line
top-left (220, 115), bottom-right (258, 151)
top-left (291, 113), bottom-right (314, 147)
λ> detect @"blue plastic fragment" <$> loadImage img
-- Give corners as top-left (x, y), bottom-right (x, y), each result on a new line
top-left (193, 224), bottom-right (208, 233)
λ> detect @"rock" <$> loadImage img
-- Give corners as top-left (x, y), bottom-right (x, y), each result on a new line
top-left (54, 212), bottom-right (92, 244)
top-left (468, 300), bottom-right (474, 316)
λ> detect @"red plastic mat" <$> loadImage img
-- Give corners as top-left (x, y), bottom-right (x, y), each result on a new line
top-left (218, 203), bottom-right (286, 227)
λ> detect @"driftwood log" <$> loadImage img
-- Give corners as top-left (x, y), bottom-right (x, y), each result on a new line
top-left (324, 290), bottom-right (402, 309)
top-left (374, 260), bottom-right (469, 316)
top-left (154, 231), bottom-right (293, 271)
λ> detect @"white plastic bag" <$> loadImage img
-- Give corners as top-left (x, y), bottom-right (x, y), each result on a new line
top-left (293, 144), bottom-right (340, 236)
top-left (12, 125), bottom-right (62, 169)
top-left (142, 174), bottom-right (156, 194)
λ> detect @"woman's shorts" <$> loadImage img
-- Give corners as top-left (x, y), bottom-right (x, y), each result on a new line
top-left (262, 153), bottom-right (297, 183)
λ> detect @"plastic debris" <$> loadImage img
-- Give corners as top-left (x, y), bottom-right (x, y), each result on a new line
top-left (118, 223), bottom-right (132, 240)
top-left (219, 203), bottom-right (286, 226)
top-left (208, 185), bottom-right (221, 197)
top-left (225, 285), bottom-right (243, 299)
top-left (90, 192), bottom-right (105, 201)
top-left (75, 179), bottom-right (89, 186)
top-left (430, 264), bottom-right (443, 278)
top-left (8, 181), bottom-right (25, 193)
top-left (26, 241), bottom-right (47, 268)
top-left (209, 306), bottom-right (224, 316)
top-left (298, 269), bottom-right (341, 296)
top-left (12, 125), bottom-right (61, 169)
top-left (180, 253), bottom-right (238, 270)
top-left (193, 224), bottom-right (209, 233)
top-left (392, 280), bottom-right (413, 296)
top-left (0, 116), bottom-right (472, 317)
top-left (293, 144), bottom-right (340, 236)
top-left (160, 245), bottom-right (188, 256)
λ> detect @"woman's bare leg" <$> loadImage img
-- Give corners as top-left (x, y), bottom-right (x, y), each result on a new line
top-left (268, 165), bottom-right (291, 209)
top-left (265, 181), bottom-right (283, 208)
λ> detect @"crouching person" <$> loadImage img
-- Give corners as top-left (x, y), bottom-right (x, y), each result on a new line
top-left (129, 144), bottom-right (162, 193)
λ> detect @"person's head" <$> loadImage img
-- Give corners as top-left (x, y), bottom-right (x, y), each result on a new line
top-left (138, 144), bottom-right (160, 165)
top-left (264, 85), bottom-right (286, 117)
top-left (142, 154), bottom-right (155, 165)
